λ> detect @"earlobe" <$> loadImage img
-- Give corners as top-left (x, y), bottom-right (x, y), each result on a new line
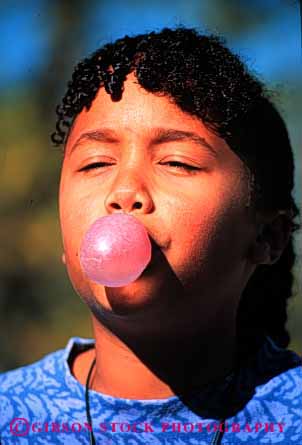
top-left (249, 212), bottom-right (291, 266)
top-left (249, 239), bottom-right (271, 265)
top-left (62, 253), bottom-right (66, 265)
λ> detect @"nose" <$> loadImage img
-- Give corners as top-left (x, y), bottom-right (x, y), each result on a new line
top-left (104, 167), bottom-right (154, 215)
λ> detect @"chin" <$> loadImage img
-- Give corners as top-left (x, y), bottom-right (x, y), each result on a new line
top-left (87, 264), bottom-right (182, 317)
top-left (102, 275), bottom-right (169, 315)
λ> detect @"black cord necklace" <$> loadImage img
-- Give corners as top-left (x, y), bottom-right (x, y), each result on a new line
top-left (85, 356), bottom-right (96, 445)
top-left (84, 356), bottom-right (226, 445)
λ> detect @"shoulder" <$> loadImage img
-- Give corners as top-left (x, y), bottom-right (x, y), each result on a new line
top-left (0, 348), bottom-right (64, 394)
top-left (251, 336), bottom-right (302, 403)
top-left (0, 337), bottom-right (94, 430)
top-left (255, 359), bottom-right (302, 402)
top-left (0, 347), bottom-right (63, 434)
top-left (0, 336), bottom-right (94, 389)
top-left (242, 340), bottom-right (302, 441)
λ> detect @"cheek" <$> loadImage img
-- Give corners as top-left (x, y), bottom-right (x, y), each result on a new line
top-left (60, 198), bottom-right (98, 261)
top-left (171, 202), bottom-right (222, 272)
top-left (60, 173), bottom-right (104, 250)
top-left (169, 173), bottom-right (250, 274)
top-left (59, 180), bottom-right (100, 299)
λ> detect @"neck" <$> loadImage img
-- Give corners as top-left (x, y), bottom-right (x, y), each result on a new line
top-left (73, 312), bottom-right (239, 400)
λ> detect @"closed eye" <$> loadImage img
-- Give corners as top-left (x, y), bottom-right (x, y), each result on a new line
top-left (79, 162), bottom-right (114, 172)
top-left (78, 160), bottom-right (201, 173)
top-left (160, 161), bottom-right (200, 171)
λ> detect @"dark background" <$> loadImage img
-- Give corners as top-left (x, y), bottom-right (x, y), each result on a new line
top-left (1, 0), bottom-right (301, 371)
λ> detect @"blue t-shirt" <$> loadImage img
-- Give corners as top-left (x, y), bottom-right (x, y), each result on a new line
top-left (0, 336), bottom-right (301, 444)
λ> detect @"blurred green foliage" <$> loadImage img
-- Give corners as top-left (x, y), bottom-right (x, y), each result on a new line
top-left (1, 0), bottom-right (301, 371)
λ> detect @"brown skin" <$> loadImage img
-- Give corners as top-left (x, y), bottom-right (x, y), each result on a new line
top-left (59, 74), bottom-right (283, 399)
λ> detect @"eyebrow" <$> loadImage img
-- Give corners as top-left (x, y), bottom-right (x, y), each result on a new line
top-left (69, 129), bottom-right (119, 154)
top-left (69, 127), bottom-right (217, 157)
top-left (151, 128), bottom-right (217, 157)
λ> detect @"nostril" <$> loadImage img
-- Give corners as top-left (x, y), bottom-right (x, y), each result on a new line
top-left (111, 203), bottom-right (122, 210)
top-left (110, 201), bottom-right (143, 211)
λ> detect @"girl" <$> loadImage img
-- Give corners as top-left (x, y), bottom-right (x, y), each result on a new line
top-left (1, 27), bottom-right (301, 445)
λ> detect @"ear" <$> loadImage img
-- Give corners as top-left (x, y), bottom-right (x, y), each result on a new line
top-left (62, 252), bottom-right (66, 265)
top-left (249, 211), bottom-right (291, 265)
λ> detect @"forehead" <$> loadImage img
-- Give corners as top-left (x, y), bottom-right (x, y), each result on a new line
top-left (65, 74), bottom-right (229, 155)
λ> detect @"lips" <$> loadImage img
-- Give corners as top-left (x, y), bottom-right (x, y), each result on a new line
top-left (146, 237), bottom-right (162, 268)
top-left (143, 226), bottom-right (168, 261)
top-left (148, 235), bottom-right (162, 254)
top-left (145, 227), bottom-right (167, 249)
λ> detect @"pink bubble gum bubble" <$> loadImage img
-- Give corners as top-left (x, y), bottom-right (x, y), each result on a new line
top-left (79, 214), bottom-right (152, 287)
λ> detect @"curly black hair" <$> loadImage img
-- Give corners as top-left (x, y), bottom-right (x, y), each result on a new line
top-left (52, 27), bottom-right (300, 357)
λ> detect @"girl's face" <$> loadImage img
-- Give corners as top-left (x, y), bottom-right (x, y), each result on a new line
top-left (59, 74), bottom-right (257, 334)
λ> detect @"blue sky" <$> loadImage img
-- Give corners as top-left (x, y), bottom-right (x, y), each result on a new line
top-left (1, 0), bottom-right (300, 88)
